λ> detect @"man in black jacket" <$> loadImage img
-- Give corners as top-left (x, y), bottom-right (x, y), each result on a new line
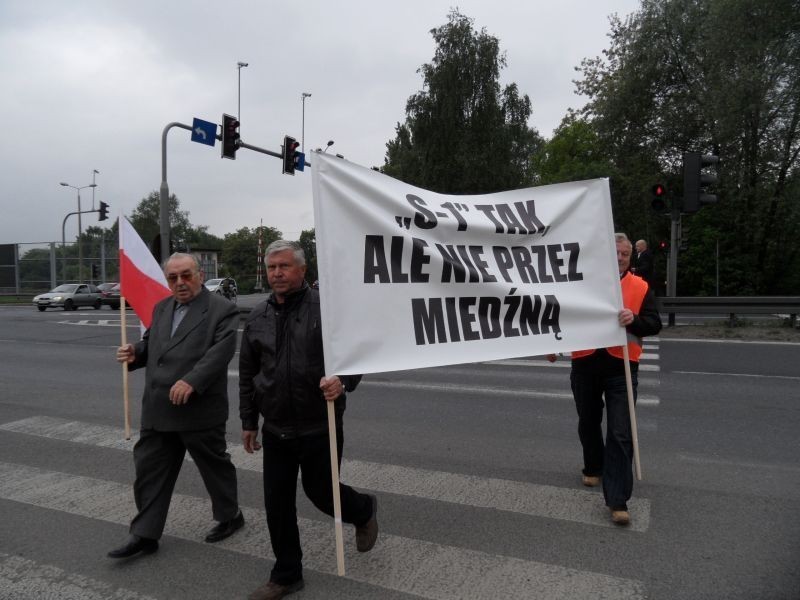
top-left (632, 239), bottom-right (656, 288)
top-left (239, 240), bottom-right (377, 600)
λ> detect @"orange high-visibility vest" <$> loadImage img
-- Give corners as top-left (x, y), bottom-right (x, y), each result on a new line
top-left (571, 272), bottom-right (649, 363)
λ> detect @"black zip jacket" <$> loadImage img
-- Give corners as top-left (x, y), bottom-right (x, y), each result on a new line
top-left (239, 284), bottom-right (361, 438)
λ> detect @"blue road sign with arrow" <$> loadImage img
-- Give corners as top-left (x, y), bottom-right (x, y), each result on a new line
top-left (191, 118), bottom-right (217, 147)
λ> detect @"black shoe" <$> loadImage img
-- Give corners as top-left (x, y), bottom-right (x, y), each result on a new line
top-left (204, 510), bottom-right (244, 543)
top-left (107, 534), bottom-right (158, 558)
top-left (247, 579), bottom-right (304, 600)
top-left (355, 494), bottom-right (379, 552)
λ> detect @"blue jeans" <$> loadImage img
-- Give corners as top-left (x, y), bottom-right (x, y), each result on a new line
top-left (570, 366), bottom-right (637, 508)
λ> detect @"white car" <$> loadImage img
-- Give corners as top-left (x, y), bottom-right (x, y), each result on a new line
top-left (33, 283), bottom-right (103, 311)
top-left (204, 278), bottom-right (237, 302)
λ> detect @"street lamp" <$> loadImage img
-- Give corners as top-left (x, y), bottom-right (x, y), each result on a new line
top-left (301, 92), bottom-right (312, 152)
top-left (60, 181), bottom-right (97, 282)
top-left (91, 169), bottom-right (99, 209)
top-left (237, 61), bottom-right (249, 132)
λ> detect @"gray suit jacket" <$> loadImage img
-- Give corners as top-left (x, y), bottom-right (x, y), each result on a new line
top-left (130, 288), bottom-right (238, 431)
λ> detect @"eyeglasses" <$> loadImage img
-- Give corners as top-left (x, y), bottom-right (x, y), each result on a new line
top-left (166, 270), bottom-right (197, 284)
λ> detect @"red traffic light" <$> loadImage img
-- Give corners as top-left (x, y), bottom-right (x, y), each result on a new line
top-left (651, 184), bottom-right (667, 211)
top-left (658, 240), bottom-right (668, 251)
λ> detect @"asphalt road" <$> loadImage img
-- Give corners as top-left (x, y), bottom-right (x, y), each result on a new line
top-left (0, 305), bottom-right (798, 599)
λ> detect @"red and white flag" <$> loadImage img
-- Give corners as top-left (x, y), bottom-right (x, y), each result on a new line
top-left (118, 217), bottom-right (170, 329)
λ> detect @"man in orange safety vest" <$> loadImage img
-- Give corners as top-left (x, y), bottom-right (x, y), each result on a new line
top-left (549, 233), bottom-right (661, 525)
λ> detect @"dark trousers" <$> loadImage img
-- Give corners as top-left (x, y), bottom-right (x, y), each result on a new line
top-left (130, 426), bottom-right (239, 539)
top-left (570, 360), bottom-right (638, 508)
top-left (262, 429), bottom-right (372, 585)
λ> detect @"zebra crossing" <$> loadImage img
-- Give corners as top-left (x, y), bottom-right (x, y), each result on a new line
top-left (0, 413), bottom-right (658, 598)
top-left (0, 339), bottom-right (662, 599)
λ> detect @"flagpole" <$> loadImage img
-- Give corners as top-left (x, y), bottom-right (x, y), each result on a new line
top-left (622, 345), bottom-right (641, 480)
top-left (326, 401), bottom-right (346, 576)
top-left (120, 295), bottom-right (131, 440)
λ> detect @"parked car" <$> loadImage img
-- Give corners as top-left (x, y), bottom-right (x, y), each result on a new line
top-left (204, 277), bottom-right (237, 303)
top-left (101, 283), bottom-right (122, 309)
top-left (33, 283), bottom-right (102, 311)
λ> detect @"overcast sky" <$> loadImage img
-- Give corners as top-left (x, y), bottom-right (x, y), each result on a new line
top-left (0, 0), bottom-right (640, 247)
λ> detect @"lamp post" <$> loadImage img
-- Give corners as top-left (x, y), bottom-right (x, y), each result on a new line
top-left (237, 61), bottom-right (249, 131)
top-left (60, 181), bottom-right (97, 282)
top-left (91, 169), bottom-right (99, 209)
top-left (301, 92), bottom-right (312, 152)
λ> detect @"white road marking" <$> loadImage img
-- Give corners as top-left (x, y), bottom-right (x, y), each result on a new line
top-left (486, 359), bottom-right (660, 372)
top-left (57, 319), bottom-right (123, 327)
top-left (673, 370), bottom-right (800, 381)
top-left (0, 553), bottom-right (159, 600)
top-left (0, 416), bottom-right (651, 532)
top-left (677, 453), bottom-right (800, 474)
top-left (353, 380), bottom-right (661, 408)
top-left (660, 337), bottom-right (800, 346)
top-left (0, 461), bottom-right (647, 600)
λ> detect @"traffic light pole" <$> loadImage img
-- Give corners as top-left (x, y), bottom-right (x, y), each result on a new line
top-left (160, 123), bottom-right (194, 265)
top-left (159, 121), bottom-right (302, 265)
top-left (61, 208), bottom-right (102, 284)
top-left (667, 206), bottom-right (680, 326)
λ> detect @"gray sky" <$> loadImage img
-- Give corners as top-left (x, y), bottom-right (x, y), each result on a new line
top-left (0, 0), bottom-right (639, 246)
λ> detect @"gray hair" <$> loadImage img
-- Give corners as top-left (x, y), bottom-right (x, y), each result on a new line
top-left (165, 252), bottom-right (200, 272)
top-left (265, 240), bottom-right (306, 266)
top-left (614, 233), bottom-right (632, 248)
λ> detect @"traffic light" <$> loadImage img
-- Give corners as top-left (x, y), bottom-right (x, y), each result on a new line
top-left (91, 264), bottom-right (99, 279)
top-left (98, 201), bottom-right (109, 221)
top-left (221, 113), bottom-right (240, 160)
top-left (651, 184), bottom-right (667, 211)
top-left (282, 135), bottom-right (300, 175)
top-left (682, 151), bottom-right (719, 213)
top-left (658, 240), bottom-right (669, 252)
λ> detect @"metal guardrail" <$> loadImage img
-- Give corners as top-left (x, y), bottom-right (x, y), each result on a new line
top-left (657, 296), bottom-right (800, 327)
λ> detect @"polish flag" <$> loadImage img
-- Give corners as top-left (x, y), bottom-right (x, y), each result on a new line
top-left (118, 217), bottom-right (171, 329)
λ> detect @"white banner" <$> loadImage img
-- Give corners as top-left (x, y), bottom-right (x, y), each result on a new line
top-left (311, 153), bottom-right (625, 375)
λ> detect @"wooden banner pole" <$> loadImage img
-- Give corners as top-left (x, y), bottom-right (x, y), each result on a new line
top-left (622, 344), bottom-right (642, 480)
top-left (326, 400), bottom-right (346, 575)
top-left (120, 296), bottom-right (131, 441)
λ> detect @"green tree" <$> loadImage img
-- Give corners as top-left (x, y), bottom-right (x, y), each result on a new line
top-left (127, 191), bottom-right (224, 262)
top-left (298, 228), bottom-right (318, 284)
top-left (222, 226), bottom-right (282, 293)
top-left (575, 0), bottom-right (800, 295)
top-left (532, 115), bottom-right (616, 186)
top-left (128, 191), bottom-right (192, 252)
top-left (383, 10), bottom-right (543, 194)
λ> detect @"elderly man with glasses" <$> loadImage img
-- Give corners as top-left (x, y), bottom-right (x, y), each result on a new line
top-left (108, 252), bottom-right (244, 558)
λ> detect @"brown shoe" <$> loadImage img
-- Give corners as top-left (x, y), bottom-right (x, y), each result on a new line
top-left (582, 475), bottom-right (601, 487)
top-left (610, 508), bottom-right (631, 525)
top-left (355, 494), bottom-right (378, 552)
top-left (247, 579), bottom-right (304, 600)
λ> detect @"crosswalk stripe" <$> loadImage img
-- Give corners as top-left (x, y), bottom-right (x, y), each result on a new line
top-left (0, 553), bottom-right (159, 600)
top-left (0, 461), bottom-right (646, 599)
top-left (0, 416), bottom-right (651, 532)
